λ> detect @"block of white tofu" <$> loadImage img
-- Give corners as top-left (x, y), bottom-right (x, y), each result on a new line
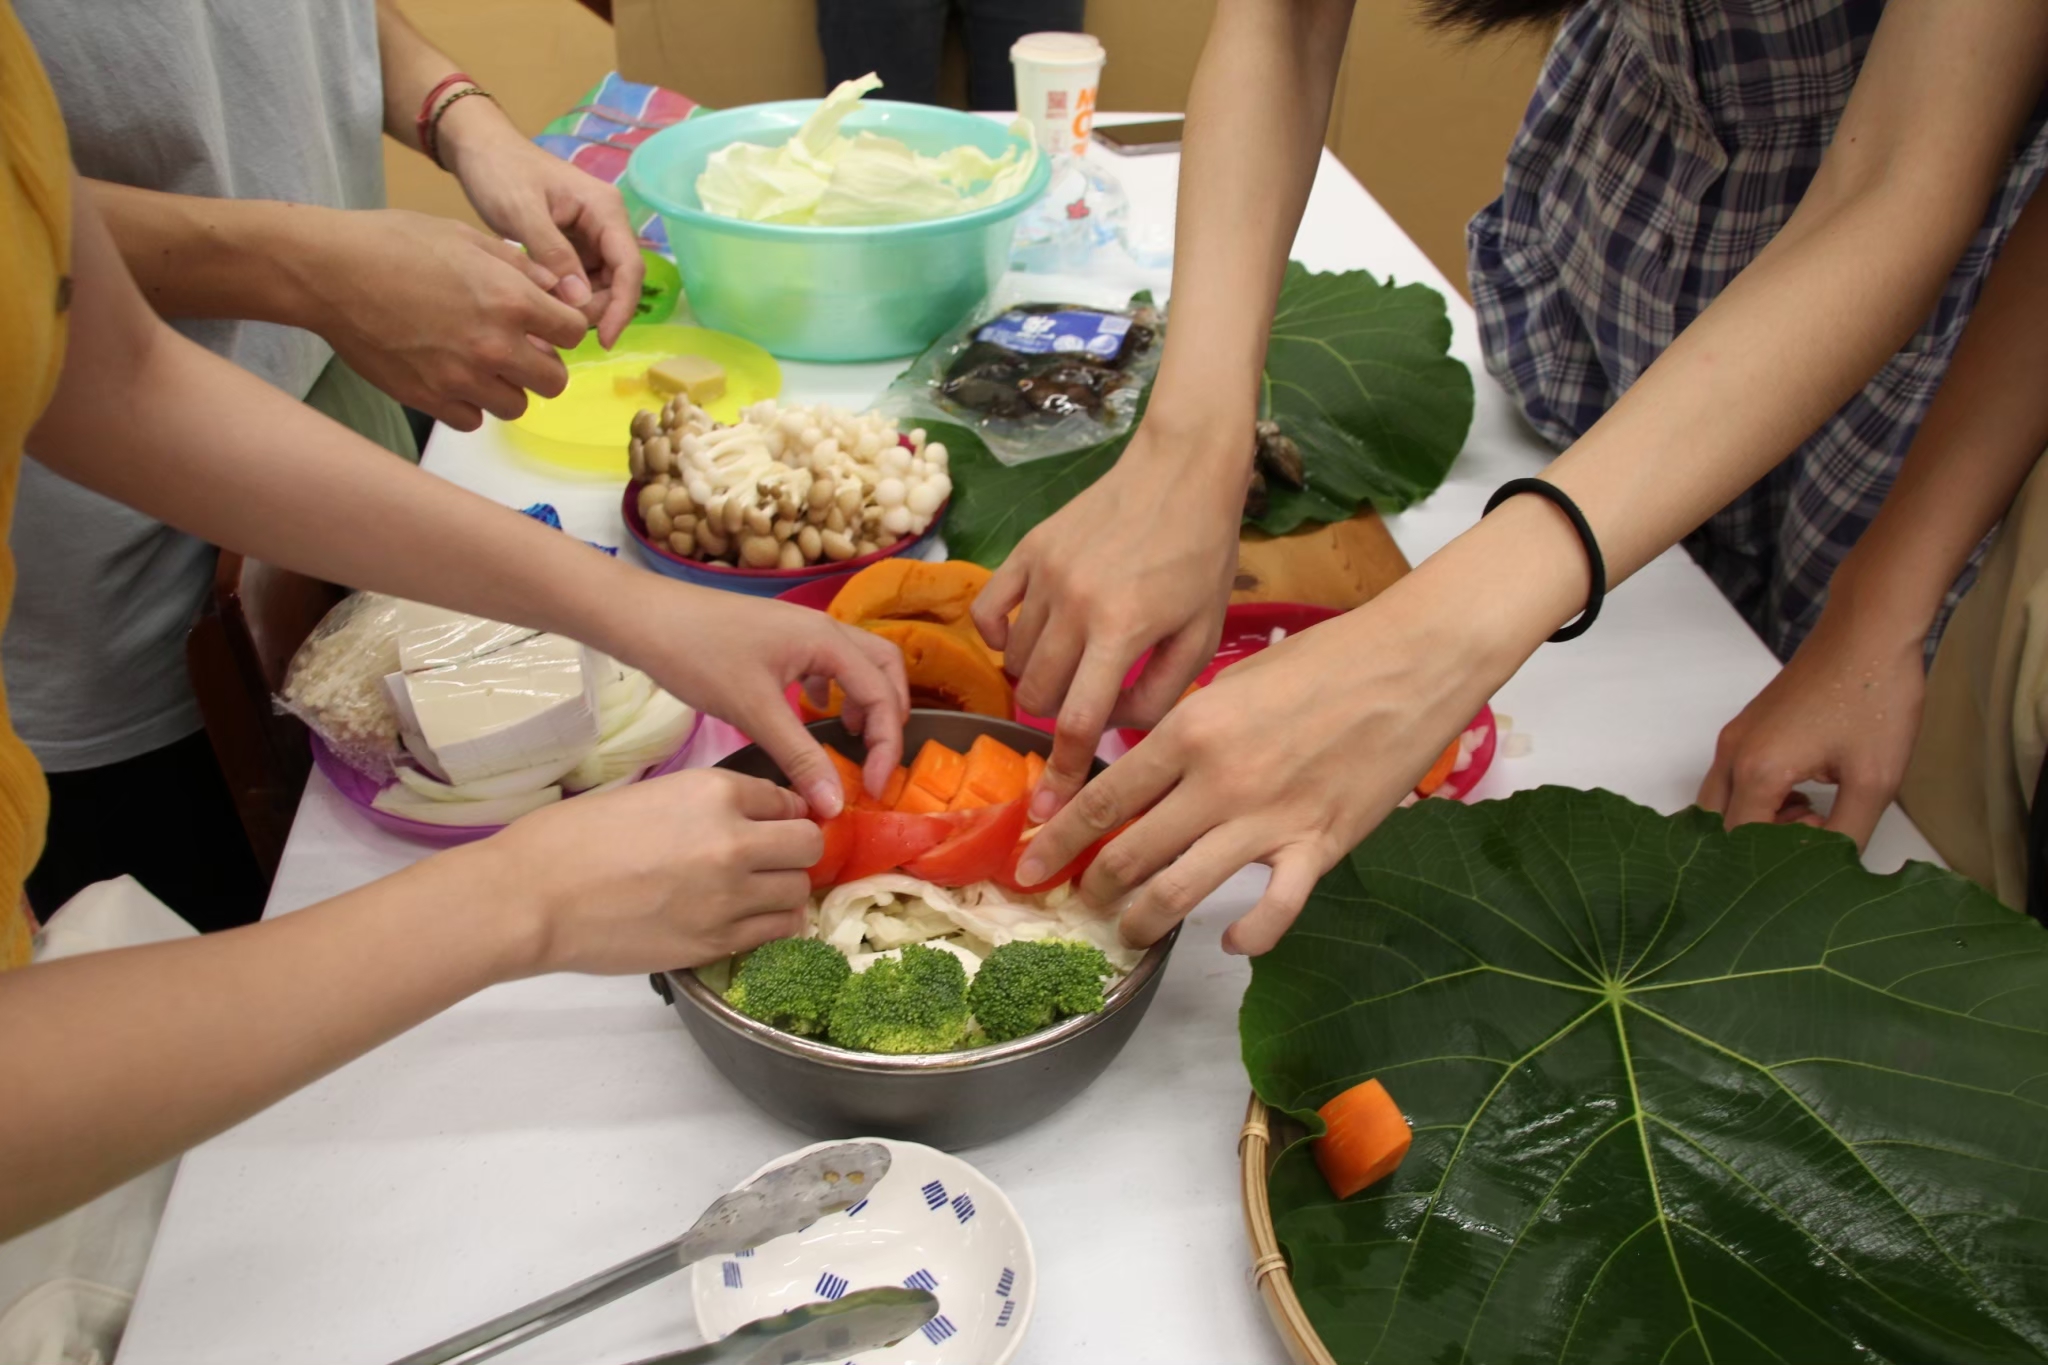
top-left (386, 633), bottom-right (599, 786)
top-left (391, 600), bottom-right (538, 673)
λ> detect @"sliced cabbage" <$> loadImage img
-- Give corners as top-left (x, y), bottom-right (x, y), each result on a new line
top-left (697, 72), bottom-right (1038, 227)
top-left (810, 874), bottom-right (1141, 973)
top-left (863, 899), bottom-right (957, 950)
top-left (371, 783), bottom-right (562, 827)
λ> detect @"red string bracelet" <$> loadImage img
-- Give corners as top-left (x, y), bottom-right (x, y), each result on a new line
top-left (424, 87), bottom-right (494, 169)
top-left (415, 71), bottom-right (480, 162)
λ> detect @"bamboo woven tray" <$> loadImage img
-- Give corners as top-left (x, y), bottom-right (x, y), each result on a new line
top-left (1239, 1093), bottom-right (1338, 1365)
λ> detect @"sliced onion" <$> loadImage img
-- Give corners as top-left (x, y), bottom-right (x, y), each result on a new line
top-left (598, 669), bottom-right (655, 741)
top-left (391, 753), bottom-right (583, 803)
top-left (372, 783), bottom-right (563, 826)
top-left (563, 690), bottom-right (696, 793)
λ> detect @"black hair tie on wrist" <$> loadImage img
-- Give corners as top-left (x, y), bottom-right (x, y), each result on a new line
top-left (1483, 477), bottom-right (1606, 642)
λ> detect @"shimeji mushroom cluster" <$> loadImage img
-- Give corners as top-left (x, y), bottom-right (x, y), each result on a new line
top-left (629, 397), bottom-right (952, 570)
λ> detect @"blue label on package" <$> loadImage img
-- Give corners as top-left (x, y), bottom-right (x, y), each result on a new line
top-left (975, 309), bottom-right (1132, 359)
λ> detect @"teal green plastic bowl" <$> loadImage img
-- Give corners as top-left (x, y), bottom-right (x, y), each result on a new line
top-left (625, 100), bottom-right (1049, 363)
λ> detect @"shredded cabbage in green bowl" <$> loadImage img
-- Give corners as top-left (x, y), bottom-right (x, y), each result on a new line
top-left (695, 73), bottom-right (1041, 228)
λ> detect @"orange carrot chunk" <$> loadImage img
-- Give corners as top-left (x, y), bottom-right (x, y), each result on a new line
top-left (880, 767), bottom-right (910, 809)
top-left (825, 747), bottom-right (882, 810)
top-left (1413, 736), bottom-right (1462, 798)
top-left (1022, 750), bottom-right (1046, 793)
top-left (893, 782), bottom-right (951, 815)
top-left (951, 734), bottom-right (1030, 810)
top-left (1312, 1079), bottom-right (1412, 1200)
top-left (906, 740), bottom-right (968, 804)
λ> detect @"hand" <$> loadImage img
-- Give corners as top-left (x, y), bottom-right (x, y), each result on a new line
top-left (1014, 586), bottom-right (1487, 956)
top-left (1698, 602), bottom-right (1927, 849)
top-left (294, 208), bottom-right (590, 430)
top-left (438, 97), bottom-right (644, 346)
top-left (973, 424), bottom-right (1244, 823)
top-left (490, 768), bottom-right (821, 975)
top-left (633, 590), bottom-right (910, 818)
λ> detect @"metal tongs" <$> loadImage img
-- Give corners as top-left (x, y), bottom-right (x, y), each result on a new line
top-left (388, 1142), bottom-right (893, 1365)
top-left (624, 1287), bottom-right (938, 1365)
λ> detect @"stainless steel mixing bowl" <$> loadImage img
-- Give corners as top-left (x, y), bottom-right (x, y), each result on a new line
top-left (654, 712), bottom-right (1177, 1150)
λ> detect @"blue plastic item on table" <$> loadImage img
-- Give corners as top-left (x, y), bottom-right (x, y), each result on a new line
top-left (624, 100), bottom-right (1051, 363)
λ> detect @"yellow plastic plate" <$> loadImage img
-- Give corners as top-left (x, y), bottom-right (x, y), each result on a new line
top-left (502, 323), bottom-right (782, 477)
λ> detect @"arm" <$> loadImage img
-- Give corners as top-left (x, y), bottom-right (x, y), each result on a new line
top-left (32, 178), bottom-right (907, 810)
top-left (0, 768), bottom-right (820, 1238)
top-left (376, 0), bottom-right (642, 343)
top-left (972, 0), bottom-right (1358, 819)
top-left (1018, 0), bottom-right (2048, 953)
top-left (89, 179), bottom-right (587, 429)
top-left (1699, 180), bottom-right (2048, 845)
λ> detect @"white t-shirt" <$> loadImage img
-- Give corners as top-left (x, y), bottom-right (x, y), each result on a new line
top-left (6, 0), bottom-right (387, 771)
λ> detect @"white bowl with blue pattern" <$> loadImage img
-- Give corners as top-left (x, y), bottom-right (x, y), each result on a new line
top-left (691, 1138), bottom-right (1035, 1363)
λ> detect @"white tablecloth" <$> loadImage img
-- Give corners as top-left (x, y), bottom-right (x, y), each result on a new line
top-left (114, 139), bottom-right (1937, 1365)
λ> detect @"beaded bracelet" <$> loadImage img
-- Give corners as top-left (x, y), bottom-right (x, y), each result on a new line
top-left (424, 87), bottom-right (494, 169)
top-left (1482, 477), bottom-right (1607, 642)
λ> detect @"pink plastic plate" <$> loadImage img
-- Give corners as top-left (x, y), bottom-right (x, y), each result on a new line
top-left (622, 485), bottom-right (944, 599)
top-left (310, 710), bottom-right (701, 845)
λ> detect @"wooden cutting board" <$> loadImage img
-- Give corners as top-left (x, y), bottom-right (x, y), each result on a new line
top-left (1233, 508), bottom-right (1409, 610)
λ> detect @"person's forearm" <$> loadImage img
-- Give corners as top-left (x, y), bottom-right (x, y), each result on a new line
top-left (1825, 188), bottom-right (2048, 642)
top-left (0, 841), bottom-right (539, 1238)
top-left (1367, 0), bottom-right (2048, 675)
top-left (31, 179), bottom-right (675, 676)
top-left (374, 0), bottom-right (537, 190)
top-left (376, 0), bottom-right (464, 152)
top-left (1137, 0), bottom-right (1356, 468)
top-left (1527, 1), bottom-right (2045, 601)
top-left (88, 180), bottom-right (337, 329)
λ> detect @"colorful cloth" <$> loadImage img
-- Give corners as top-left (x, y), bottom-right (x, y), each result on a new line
top-left (537, 72), bottom-right (701, 253)
top-left (1468, 0), bottom-right (2048, 661)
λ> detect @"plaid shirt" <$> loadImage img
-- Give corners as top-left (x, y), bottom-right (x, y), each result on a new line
top-left (1468, 0), bottom-right (2048, 660)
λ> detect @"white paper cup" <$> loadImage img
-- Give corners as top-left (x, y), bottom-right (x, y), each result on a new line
top-left (1011, 31), bottom-right (1105, 159)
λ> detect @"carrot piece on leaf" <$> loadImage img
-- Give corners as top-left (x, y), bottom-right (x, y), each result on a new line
top-left (1312, 1078), bottom-right (1411, 1199)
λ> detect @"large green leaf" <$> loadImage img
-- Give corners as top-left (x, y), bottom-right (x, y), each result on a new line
top-left (1243, 787), bottom-right (2048, 1365)
top-left (940, 267), bottom-right (1472, 565)
top-left (934, 419), bottom-right (1131, 568)
top-left (1249, 264), bottom-right (1474, 535)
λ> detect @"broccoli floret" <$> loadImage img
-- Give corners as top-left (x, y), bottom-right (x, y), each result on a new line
top-left (968, 940), bottom-right (1113, 1043)
top-left (725, 936), bottom-right (851, 1037)
top-left (827, 943), bottom-right (973, 1055)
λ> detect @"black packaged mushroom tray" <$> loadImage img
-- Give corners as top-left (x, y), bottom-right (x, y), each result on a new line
top-left (879, 295), bottom-right (1163, 465)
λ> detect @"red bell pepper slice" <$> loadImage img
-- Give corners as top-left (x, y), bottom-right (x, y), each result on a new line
top-left (996, 819), bottom-right (1134, 896)
top-left (835, 809), bottom-right (959, 883)
top-left (807, 812), bottom-right (857, 890)
top-left (902, 800), bottom-right (1028, 887)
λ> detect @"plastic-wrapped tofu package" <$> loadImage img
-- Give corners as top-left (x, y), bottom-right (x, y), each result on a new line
top-left (393, 606), bottom-right (539, 673)
top-left (385, 633), bottom-right (601, 787)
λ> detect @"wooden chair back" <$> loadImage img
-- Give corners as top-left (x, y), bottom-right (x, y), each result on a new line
top-left (186, 554), bottom-right (345, 879)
